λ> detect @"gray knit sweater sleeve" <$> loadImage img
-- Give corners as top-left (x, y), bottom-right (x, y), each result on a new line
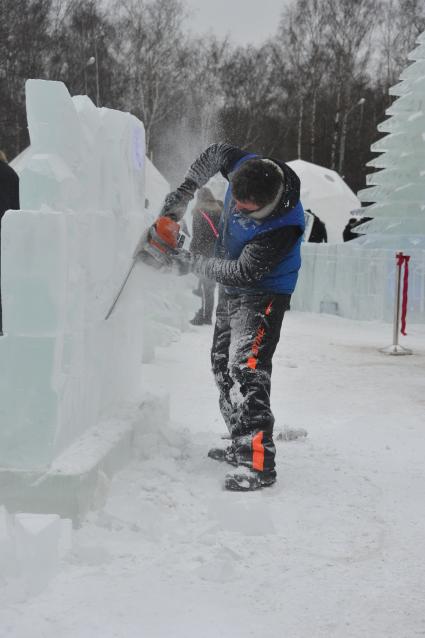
top-left (184, 143), bottom-right (247, 185)
top-left (190, 226), bottom-right (302, 288)
top-left (161, 144), bottom-right (247, 220)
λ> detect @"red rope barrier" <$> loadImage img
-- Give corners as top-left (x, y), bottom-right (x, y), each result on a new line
top-left (397, 253), bottom-right (410, 336)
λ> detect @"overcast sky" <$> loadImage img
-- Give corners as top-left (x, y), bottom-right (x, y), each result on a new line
top-left (184, 0), bottom-right (289, 45)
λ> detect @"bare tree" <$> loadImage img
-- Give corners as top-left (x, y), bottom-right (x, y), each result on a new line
top-left (0, 0), bottom-right (52, 156)
top-left (188, 36), bottom-right (229, 151)
top-left (324, 0), bottom-right (379, 170)
top-left (48, 0), bottom-right (120, 107)
top-left (116, 0), bottom-right (191, 153)
top-left (377, 0), bottom-right (425, 90)
top-left (218, 43), bottom-right (279, 149)
top-left (274, 0), bottom-right (331, 161)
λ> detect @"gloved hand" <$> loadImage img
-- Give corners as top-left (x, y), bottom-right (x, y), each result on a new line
top-left (160, 181), bottom-right (196, 220)
top-left (170, 249), bottom-right (194, 276)
top-left (160, 191), bottom-right (191, 220)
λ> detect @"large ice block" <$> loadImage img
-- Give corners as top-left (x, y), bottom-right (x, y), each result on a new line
top-left (0, 79), bottom-right (150, 471)
top-left (0, 336), bottom-right (59, 468)
top-left (2, 209), bottom-right (69, 335)
top-left (145, 156), bottom-right (170, 216)
top-left (0, 78), bottom-right (191, 484)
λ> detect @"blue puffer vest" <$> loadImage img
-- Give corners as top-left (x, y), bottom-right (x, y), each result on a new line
top-left (216, 154), bottom-right (305, 295)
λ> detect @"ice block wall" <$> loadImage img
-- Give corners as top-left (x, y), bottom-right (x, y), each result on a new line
top-left (292, 242), bottom-right (425, 322)
top-left (145, 156), bottom-right (170, 217)
top-left (0, 80), bottom-right (155, 469)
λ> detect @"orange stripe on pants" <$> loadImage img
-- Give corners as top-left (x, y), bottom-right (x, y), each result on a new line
top-left (252, 431), bottom-right (265, 471)
top-left (246, 301), bottom-right (273, 369)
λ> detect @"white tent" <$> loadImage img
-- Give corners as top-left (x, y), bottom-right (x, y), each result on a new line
top-left (287, 159), bottom-right (361, 243)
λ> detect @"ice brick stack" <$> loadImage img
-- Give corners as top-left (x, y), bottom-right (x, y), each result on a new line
top-left (0, 80), bottom-right (150, 469)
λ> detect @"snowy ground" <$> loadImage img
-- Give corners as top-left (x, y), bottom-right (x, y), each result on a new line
top-left (1, 311), bottom-right (425, 638)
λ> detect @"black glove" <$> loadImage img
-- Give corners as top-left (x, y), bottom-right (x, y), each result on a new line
top-left (160, 179), bottom-right (197, 220)
top-left (159, 191), bottom-right (190, 220)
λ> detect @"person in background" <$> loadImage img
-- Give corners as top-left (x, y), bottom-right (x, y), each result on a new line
top-left (343, 216), bottom-right (373, 242)
top-left (304, 208), bottom-right (327, 243)
top-left (152, 143), bottom-right (305, 491)
top-left (189, 186), bottom-right (222, 325)
top-left (0, 150), bottom-right (20, 334)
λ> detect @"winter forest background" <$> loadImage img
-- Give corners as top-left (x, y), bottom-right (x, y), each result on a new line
top-left (1, 0), bottom-right (425, 194)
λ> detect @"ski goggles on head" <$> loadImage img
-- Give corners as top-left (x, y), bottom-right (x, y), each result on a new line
top-left (235, 183), bottom-right (285, 221)
top-left (235, 204), bottom-right (261, 216)
top-left (233, 198), bottom-right (262, 215)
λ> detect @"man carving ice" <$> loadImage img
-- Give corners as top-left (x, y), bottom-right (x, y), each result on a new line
top-left (140, 143), bottom-right (305, 491)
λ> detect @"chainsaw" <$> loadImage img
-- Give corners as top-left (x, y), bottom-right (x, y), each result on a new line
top-left (138, 217), bottom-right (187, 269)
top-left (105, 217), bottom-right (187, 320)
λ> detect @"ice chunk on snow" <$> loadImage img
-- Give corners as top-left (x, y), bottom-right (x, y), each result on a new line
top-left (276, 427), bottom-right (308, 441)
top-left (0, 508), bottom-right (72, 599)
top-left (0, 506), bottom-right (18, 579)
top-left (15, 513), bottom-right (63, 595)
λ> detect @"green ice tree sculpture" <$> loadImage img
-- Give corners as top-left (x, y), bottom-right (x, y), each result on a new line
top-left (357, 30), bottom-right (425, 247)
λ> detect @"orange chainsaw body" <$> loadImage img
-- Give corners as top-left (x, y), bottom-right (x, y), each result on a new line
top-left (149, 217), bottom-right (181, 253)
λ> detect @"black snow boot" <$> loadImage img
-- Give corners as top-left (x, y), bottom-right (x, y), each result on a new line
top-left (208, 445), bottom-right (237, 466)
top-left (190, 311), bottom-right (212, 326)
top-left (224, 468), bottom-right (276, 491)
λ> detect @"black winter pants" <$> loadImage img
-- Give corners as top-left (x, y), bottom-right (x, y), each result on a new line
top-left (211, 287), bottom-right (290, 473)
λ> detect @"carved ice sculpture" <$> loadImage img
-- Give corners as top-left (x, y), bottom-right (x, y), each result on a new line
top-left (357, 30), bottom-right (425, 247)
top-left (0, 80), bottom-right (149, 469)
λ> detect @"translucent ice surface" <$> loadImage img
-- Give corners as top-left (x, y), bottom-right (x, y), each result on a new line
top-left (0, 506), bottom-right (72, 599)
top-left (0, 80), bottom-right (187, 470)
top-left (358, 30), bottom-right (425, 248)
